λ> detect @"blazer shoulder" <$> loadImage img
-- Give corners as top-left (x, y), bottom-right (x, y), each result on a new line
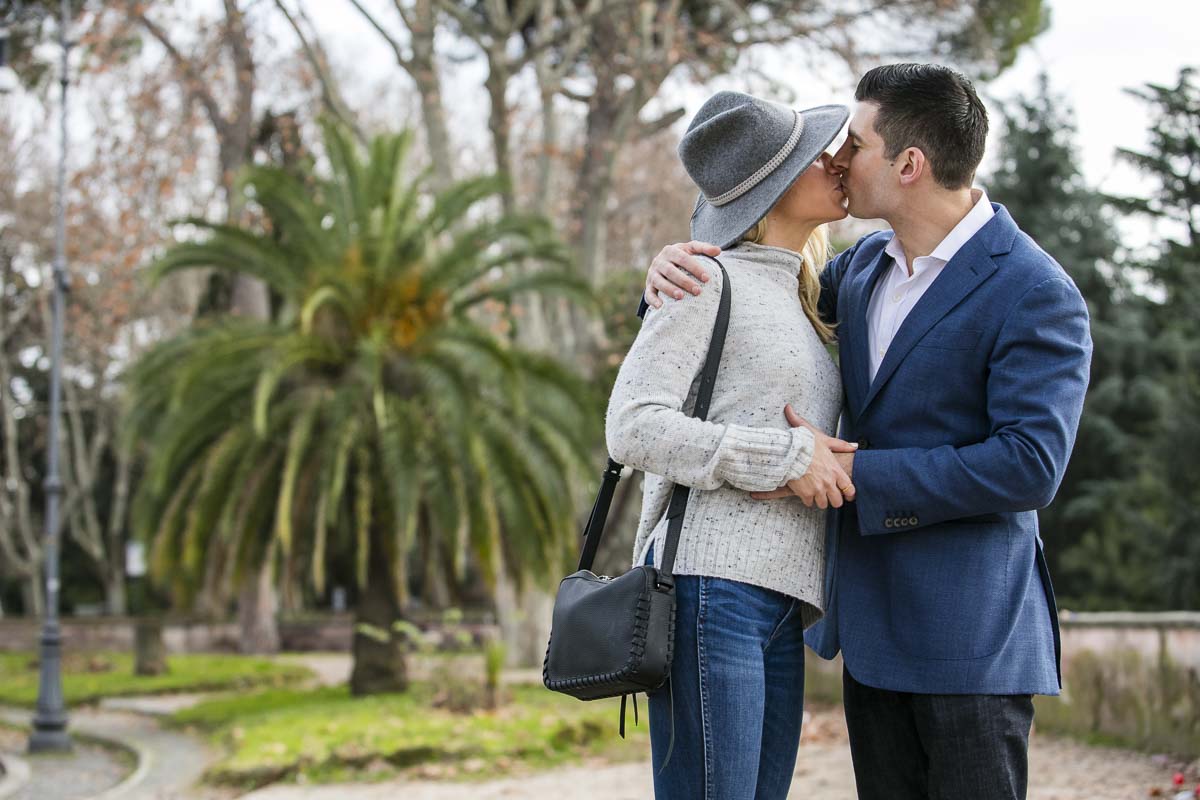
top-left (830, 229), bottom-right (891, 277)
top-left (853, 229), bottom-right (893, 258)
top-left (1004, 230), bottom-right (1072, 284)
top-left (998, 231), bottom-right (1088, 312)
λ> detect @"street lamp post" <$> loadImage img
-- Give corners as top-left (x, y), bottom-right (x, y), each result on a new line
top-left (0, 0), bottom-right (74, 754)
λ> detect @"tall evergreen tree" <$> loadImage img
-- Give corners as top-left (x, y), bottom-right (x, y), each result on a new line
top-left (1100, 67), bottom-right (1200, 608)
top-left (987, 75), bottom-right (1162, 608)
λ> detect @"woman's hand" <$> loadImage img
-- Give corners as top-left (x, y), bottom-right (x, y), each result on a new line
top-left (751, 405), bottom-right (857, 509)
top-left (644, 241), bottom-right (722, 309)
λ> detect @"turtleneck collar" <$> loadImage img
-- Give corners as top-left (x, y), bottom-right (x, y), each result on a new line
top-left (725, 241), bottom-right (806, 278)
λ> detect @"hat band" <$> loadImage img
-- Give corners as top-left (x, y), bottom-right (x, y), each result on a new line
top-left (706, 111), bottom-right (805, 208)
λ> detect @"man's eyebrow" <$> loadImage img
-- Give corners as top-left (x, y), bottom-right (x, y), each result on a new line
top-left (847, 128), bottom-right (863, 142)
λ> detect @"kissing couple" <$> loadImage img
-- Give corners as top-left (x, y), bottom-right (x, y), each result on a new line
top-left (605, 62), bottom-right (1093, 799)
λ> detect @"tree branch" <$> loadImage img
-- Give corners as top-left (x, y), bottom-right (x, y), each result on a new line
top-left (129, 4), bottom-right (230, 141)
top-left (221, 0), bottom-right (256, 132)
top-left (636, 107), bottom-right (686, 139)
top-left (347, 0), bottom-right (411, 67)
top-left (274, 0), bottom-right (367, 144)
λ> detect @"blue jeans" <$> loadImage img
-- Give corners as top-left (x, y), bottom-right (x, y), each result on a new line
top-left (644, 545), bottom-right (807, 799)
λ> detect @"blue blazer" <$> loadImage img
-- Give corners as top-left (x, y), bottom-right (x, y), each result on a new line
top-left (804, 204), bottom-right (1092, 696)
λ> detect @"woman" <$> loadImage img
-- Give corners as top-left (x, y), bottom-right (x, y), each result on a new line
top-left (604, 91), bottom-right (858, 799)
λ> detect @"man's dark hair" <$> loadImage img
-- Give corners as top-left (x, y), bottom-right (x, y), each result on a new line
top-left (855, 63), bottom-right (988, 190)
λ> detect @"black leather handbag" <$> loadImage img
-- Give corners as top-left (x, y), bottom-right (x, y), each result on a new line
top-left (542, 260), bottom-right (731, 748)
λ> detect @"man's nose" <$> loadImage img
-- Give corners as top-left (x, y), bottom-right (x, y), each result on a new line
top-left (830, 140), bottom-right (850, 171)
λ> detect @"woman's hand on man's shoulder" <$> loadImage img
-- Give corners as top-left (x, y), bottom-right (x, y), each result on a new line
top-left (644, 241), bottom-right (722, 309)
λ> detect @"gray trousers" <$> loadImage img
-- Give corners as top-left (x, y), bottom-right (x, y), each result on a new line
top-left (842, 667), bottom-right (1035, 800)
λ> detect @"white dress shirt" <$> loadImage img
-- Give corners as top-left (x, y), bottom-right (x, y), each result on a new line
top-left (866, 189), bottom-right (995, 382)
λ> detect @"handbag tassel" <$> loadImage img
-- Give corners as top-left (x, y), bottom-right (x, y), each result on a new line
top-left (618, 692), bottom-right (640, 738)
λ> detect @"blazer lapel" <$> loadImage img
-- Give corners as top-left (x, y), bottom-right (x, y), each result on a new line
top-left (843, 244), bottom-right (894, 419)
top-left (860, 235), bottom-right (999, 415)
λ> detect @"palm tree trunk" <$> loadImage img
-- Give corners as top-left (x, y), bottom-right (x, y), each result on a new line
top-left (350, 523), bottom-right (408, 695)
top-left (237, 554), bottom-right (280, 654)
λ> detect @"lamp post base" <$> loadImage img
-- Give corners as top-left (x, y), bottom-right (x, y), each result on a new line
top-left (28, 721), bottom-right (72, 754)
top-left (28, 628), bottom-right (71, 754)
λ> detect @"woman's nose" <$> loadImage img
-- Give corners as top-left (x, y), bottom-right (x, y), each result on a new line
top-left (819, 152), bottom-right (838, 174)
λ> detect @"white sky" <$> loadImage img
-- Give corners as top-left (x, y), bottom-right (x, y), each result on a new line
top-left (985, 0), bottom-right (1198, 197)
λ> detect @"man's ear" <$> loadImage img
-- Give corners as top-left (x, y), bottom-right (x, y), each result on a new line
top-left (897, 147), bottom-right (926, 187)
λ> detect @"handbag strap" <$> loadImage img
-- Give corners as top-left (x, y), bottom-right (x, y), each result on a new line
top-left (577, 258), bottom-right (731, 577)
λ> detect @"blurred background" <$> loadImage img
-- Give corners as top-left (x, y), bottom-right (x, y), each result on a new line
top-left (0, 1), bottom-right (1196, 797)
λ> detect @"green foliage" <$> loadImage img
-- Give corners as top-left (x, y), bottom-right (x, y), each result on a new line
top-left (124, 120), bottom-right (601, 616)
top-left (989, 70), bottom-right (1200, 610)
top-left (0, 651), bottom-right (311, 707)
top-left (170, 683), bottom-right (646, 788)
top-left (938, 0), bottom-right (1049, 79)
top-left (1101, 67), bottom-right (1200, 609)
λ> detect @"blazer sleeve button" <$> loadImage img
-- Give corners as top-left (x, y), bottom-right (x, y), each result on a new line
top-left (909, 516), bottom-right (918, 526)
top-left (884, 518), bottom-right (893, 529)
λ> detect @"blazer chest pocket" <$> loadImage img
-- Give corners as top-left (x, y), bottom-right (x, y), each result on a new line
top-left (916, 327), bottom-right (983, 351)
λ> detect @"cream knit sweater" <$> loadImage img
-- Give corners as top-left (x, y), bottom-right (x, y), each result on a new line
top-left (605, 242), bottom-right (842, 624)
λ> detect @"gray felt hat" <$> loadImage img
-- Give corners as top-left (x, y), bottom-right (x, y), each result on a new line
top-left (678, 91), bottom-right (849, 249)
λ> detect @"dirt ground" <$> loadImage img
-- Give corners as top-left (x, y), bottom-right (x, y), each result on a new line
top-left (242, 703), bottom-right (1192, 800)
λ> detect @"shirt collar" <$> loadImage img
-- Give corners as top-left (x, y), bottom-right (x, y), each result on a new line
top-left (929, 188), bottom-right (994, 264)
top-left (884, 188), bottom-right (995, 274)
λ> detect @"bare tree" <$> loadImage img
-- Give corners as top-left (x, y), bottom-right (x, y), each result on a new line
top-left (123, 0), bottom-right (269, 319)
top-left (343, 0), bottom-right (456, 191)
top-left (113, 1), bottom-right (283, 649)
top-left (0, 236), bottom-right (45, 616)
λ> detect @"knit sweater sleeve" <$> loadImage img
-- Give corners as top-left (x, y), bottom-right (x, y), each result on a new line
top-left (605, 267), bottom-right (815, 492)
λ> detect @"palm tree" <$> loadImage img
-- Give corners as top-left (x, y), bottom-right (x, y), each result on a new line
top-left (124, 121), bottom-right (599, 695)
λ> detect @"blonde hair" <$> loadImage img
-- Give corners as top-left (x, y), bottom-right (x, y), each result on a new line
top-left (739, 220), bottom-right (836, 343)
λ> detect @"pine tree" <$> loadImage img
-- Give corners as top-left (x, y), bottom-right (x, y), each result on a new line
top-left (987, 75), bottom-right (1163, 608)
top-left (1104, 67), bottom-right (1200, 608)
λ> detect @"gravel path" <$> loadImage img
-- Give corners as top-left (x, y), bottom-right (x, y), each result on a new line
top-left (0, 705), bottom-right (220, 800)
top-left (0, 724), bottom-right (128, 800)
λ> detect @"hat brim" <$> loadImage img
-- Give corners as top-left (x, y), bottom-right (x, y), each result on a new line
top-left (689, 104), bottom-right (849, 250)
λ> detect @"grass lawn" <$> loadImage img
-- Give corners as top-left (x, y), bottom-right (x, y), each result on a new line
top-left (0, 651), bottom-right (313, 707)
top-left (171, 682), bottom-right (649, 788)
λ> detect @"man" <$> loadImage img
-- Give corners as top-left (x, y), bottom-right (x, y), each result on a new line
top-left (641, 63), bottom-right (1092, 799)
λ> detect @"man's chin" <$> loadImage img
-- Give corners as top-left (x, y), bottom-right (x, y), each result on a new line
top-left (845, 198), bottom-right (870, 220)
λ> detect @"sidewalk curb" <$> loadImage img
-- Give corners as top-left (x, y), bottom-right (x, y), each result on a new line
top-left (81, 732), bottom-right (148, 800)
top-left (0, 752), bottom-right (32, 800)
top-left (0, 706), bottom-right (150, 800)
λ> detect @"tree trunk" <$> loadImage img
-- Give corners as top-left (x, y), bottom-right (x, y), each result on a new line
top-left (104, 443), bottom-right (133, 616)
top-left (21, 578), bottom-right (44, 619)
top-left (134, 619), bottom-right (167, 676)
top-left (350, 524), bottom-right (408, 696)
top-left (493, 560), bottom-right (554, 668)
top-left (237, 555), bottom-right (280, 654)
top-left (484, 54), bottom-right (515, 214)
top-left (105, 570), bottom-right (128, 617)
top-left (410, 0), bottom-right (454, 193)
top-left (577, 83), bottom-right (627, 286)
top-left (419, 528), bottom-right (452, 610)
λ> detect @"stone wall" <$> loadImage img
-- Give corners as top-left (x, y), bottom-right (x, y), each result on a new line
top-left (802, 611), bottom-right (1200, 759)
top-left (1059, 611), bottom-right (1200, 669)
top-left (0, 612), bottom-right (503, 654)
